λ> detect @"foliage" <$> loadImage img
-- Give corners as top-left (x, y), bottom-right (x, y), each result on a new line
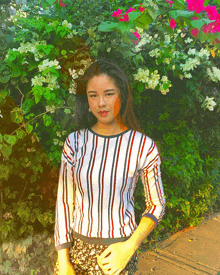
top-left (0, 2), bottom-right (220, 271)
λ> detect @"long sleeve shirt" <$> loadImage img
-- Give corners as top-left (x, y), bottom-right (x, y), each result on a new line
top-left (54, 128), bottom-right (166, 251)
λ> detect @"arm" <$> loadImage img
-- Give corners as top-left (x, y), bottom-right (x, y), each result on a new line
top-left (58, 248), bottom-right (70, 265)
top-left (127, 216), bottom-right (156, 251)
top-left (128, 140), bottom-right (166, 251)
top-left (54, 136), bottom-right (75, 253)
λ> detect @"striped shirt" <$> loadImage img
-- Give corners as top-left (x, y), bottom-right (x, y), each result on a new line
top-left (54, 127), bottom-right (166, 251)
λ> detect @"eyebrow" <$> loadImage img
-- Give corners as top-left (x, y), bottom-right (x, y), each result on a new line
top-left (87, 89), bottom-right (116, 94)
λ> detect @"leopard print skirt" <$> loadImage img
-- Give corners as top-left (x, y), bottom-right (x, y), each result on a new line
top-left (53, 236), bottom-right (138, 275)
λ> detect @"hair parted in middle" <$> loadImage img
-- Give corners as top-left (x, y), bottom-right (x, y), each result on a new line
top-left (73, 58), bottom-right (146, 136)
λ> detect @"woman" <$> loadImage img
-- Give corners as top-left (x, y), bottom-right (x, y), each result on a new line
top-left (53, 59), bottom-right (166, 275)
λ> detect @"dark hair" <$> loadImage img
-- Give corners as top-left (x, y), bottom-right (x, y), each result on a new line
top-left (73, 58), bottom-right (148, 137)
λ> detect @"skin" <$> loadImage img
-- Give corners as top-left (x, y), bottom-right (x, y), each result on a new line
top-left (86, 74), bottom-right (129, 136)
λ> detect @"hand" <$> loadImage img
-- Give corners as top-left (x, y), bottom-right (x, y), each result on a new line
top-left (58, 261), bottom-right (76, 275)
top-left (96, 240), bottom-right (136, 275)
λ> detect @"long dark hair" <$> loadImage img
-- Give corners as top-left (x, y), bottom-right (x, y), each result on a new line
top-left (73, 58), bottom-right (147, 137)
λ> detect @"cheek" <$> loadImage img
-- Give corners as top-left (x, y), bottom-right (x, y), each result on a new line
top-left (113, 95), bottom-right (121, 115)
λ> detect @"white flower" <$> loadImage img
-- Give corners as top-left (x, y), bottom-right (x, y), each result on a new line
top-left (207, 67), bottom-right (220, 82)
top-left (62, 20), bottom-right (72, 29)
top-left (80, 21), bottom-right (85, 26)
top-left (0, 110), bottom-right (3, 118)
top-left (59, 141), bottom-right (64, 146)
top-left (53, 139), bottom-right (58, 145)
top-left (188, 48), bottom-right (196, 55)
top-left (56, 131), bottom-right (61, 137)
top-left (46, 105), bottom-right (56, 113)
top-left (180, 57), bottom-right (200, 72)
top-left (149, 48), bottom-right (161, 58)
top-left (69, 81), bottom-right (77, 94)
top-left (204, 96), bottom-right (217, 111)
top-left (107, 48), bottom-right (111, 52)
top-left (185, 38), bottom-right (193, 43)
top-left (184, 72), bottom-right (192, 78)
top-left (198, 48), bottom-right (210, 59)
top-left (78, 69), bottom-right (84, 75)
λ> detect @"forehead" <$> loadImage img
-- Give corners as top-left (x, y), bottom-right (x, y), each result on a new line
top-left (87, 74), bottom-right (117, 87)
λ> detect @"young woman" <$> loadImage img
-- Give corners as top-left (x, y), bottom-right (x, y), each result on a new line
top-left (53, 59), bottom-right (166, 275)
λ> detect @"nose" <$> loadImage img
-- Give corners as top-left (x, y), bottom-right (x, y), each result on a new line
top-left (98, 96), bottom-right (107, 107)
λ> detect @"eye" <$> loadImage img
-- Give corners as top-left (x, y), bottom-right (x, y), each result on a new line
top-left (89, 93), bottom-right (114, 98)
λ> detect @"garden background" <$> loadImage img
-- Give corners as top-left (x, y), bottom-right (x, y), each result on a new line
top-left (0, 0), bottom-right (220, 274)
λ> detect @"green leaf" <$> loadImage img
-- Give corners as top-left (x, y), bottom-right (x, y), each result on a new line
top-left (22, 99), bottom-right (34, 114)
top-left (43, 47), bottom-right (51, 55)
top-left (170, 10), bottom-right (194, 20)
top-left (136, 13), bottom-right (152, 29)
top-left (1, 144), bottom-right (12, 158)
top-left (16, 129), bottom-right (26, 139)
top-left (128, 11), bottom-right (142, 22)
top-left (3, 134), bottom-right (17, 146)
top-left (98, 22), bottom-right (118, 32)
top-left (64, 108), bottom-right (71, 114)
top-left (11, 67), bottom-right (21, 77)
top-left (56, 26), bottom-right (62, 34)
top-left (190, 19), bottom-right (206, 30)
top-left (0, 75), bottom-right (10, 83)
top-left (61, 50), bottom-right (66, 55)
top-left (19, 172), bottom-right (26, 179)
top-left (26, 124), bottom-right (33, 134)
top-left (46, 0), bottom-right (55, 5)
top-left (0, 133), bottom-right (2, 142)
top-left (43, 114), bottom-right (52, 126)
top-left (10, 108), bottom-right (23, 123)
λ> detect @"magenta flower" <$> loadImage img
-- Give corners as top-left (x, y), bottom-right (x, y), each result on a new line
top-left (118, 13), bottom-right (129, 22)
top-left (205, 5), bottom-right (219, 20)
top-left (191, 16), bottom-right (199, 20)
top-left (139, 5), bottom-right (145, 12)
top-left (170, 18), bottom-right (177, 29)
top-left (186, 0), bottom-right (205, 14)
top-left (125, 7), bottom-right (136, 14)
top-left (191, 28), bottom-right (199, 36)
top-left (131, 31), bottom-right (140, 44)
top-left (202, 24), bottom-right (212, 34)
top-left (112, 9), bottom-right (124, 18)
top-left (166, 0), bottom-right (174, 8)
top-left (215, 38), bottom-right (220, 43)
top-left (54, 0), bottom-right (65, 7)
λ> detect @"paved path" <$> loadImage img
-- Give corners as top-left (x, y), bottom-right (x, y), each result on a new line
top-left (136, 212), bottom-right (220, 275)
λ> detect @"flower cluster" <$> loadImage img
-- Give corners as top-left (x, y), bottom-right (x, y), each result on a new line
top-left (133, 28), bottom-right (154, 52)
top-left (53, 139), bottom-right (64, 146)
top-left (134, 68), bottom-right (172, 95)
top-left (45, 105), bottom-right (56, 113)
top-left (38, 59), bottom-right (61, 72)
top-left (31, 73), bottom-right (60, 90)
top-left (204, 96), bottom-right (217, 111)
top-left (168, 0), bottom-right (220, 43)
top-left (62, 19), bottom-right (72, 29)
top-left (11, 39), bottom-right (47, 62)
top-left (112, 4), bottom-right (146, 44)
top-left (207, 67), bottom-right (220, 82)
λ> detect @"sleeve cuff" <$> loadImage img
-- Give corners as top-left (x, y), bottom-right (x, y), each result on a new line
top-left (55, 241), bottom-right (73, 252)
top-left (142, 213), bottom-right (158, 226)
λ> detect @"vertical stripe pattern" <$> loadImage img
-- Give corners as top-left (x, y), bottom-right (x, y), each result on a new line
top-left (54, 128), bottom-right (166, 251)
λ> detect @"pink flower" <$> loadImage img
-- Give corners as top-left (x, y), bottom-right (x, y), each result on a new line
top-left (205, 5), bottom-right (219, 20)
top-left (118, 13), bottom-right (129, 22)
top-left (215, 38), bottom-right (220, 43)
top-left (112, 9), bottom-right (124, 18)
top-left (166, 0), bottom-right (174, 8)
top-left (186, 0), bottom-right (205, 14)
top-left (131, 31), bottom-right (140, 44)
top-left (202, 24), bottom-right (212, 34)
top-left (139, 5), bottom-right (145, 12)
top-left (125, 7), bottom-right (136, 14)
top-left (191, 17), bottom-right (199, 20)
top-left (54, 0), bottom-right (65, 7)
top-left (170, 18), bottom-right (177, 29)
top-left (191, 28), bottom-right (199, 36)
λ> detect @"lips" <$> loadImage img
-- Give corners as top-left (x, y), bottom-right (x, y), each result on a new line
top-left (98, 111), bottom-right (108, 114)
